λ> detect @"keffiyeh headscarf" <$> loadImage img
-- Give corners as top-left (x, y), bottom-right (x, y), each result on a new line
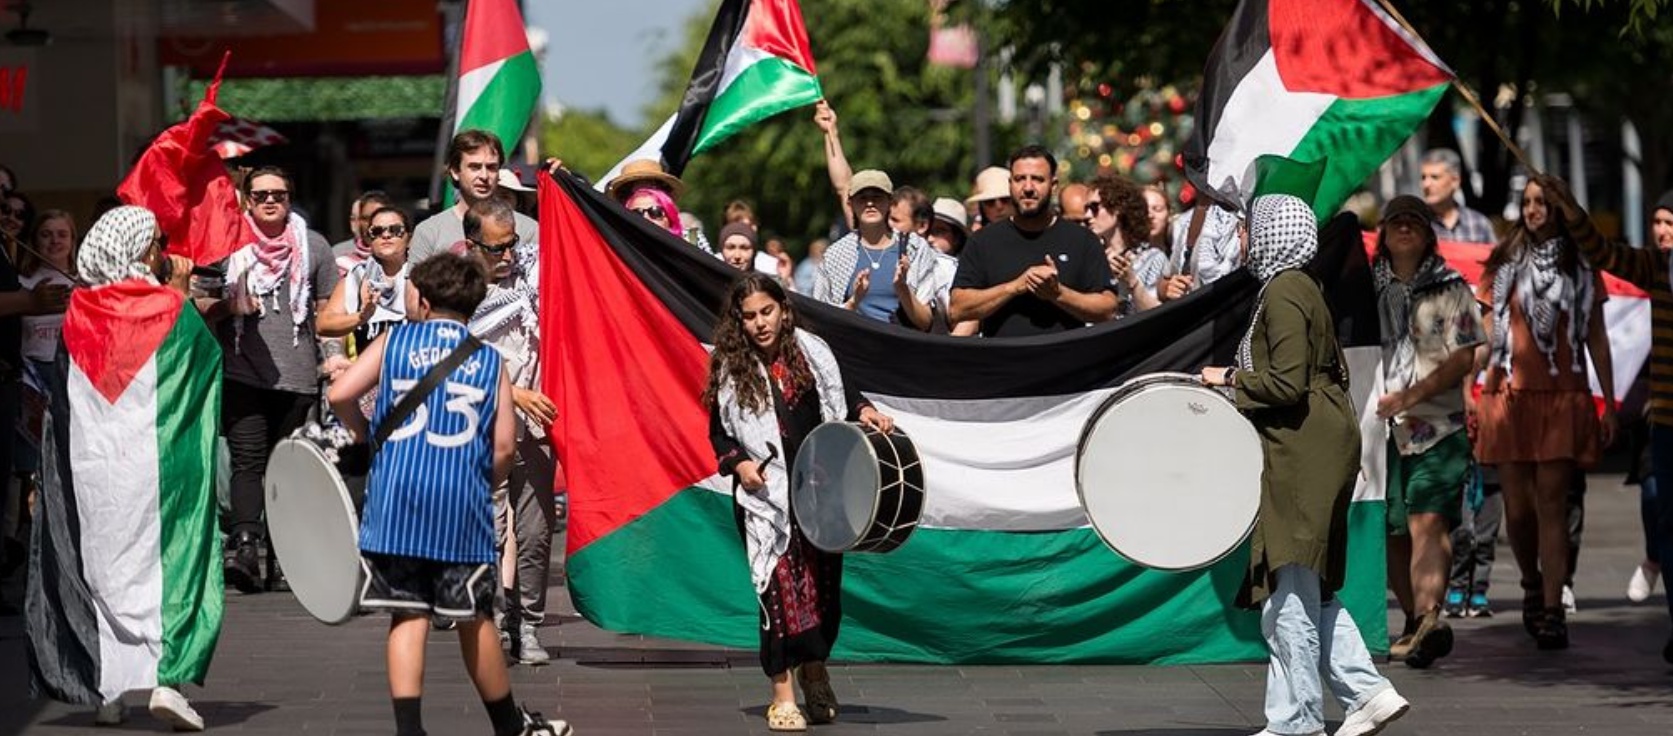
top-left (1374, 252), bottom-right (1466, 388)
top-left (225, 211), bottom-right (313, 348)
top-left (77, 206), bottom-right (159, 286)
top-left (1488, 233), bottom-right (1595, 377)
top-left (1237, 195), bottom-right (1319, 371)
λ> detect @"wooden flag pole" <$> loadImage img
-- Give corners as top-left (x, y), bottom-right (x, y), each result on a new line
top-left (1374, 0), bottom-right (1541, 175)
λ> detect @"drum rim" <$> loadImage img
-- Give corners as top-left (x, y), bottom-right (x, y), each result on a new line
top-left (792, 421), bottom-right (913, 554)
top-left (266, 437), bottom-right (360, 625)
top-left (1073, 375), bottom-right (1261, 572)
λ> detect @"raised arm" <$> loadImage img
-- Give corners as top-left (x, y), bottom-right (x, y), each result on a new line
top-left (814, 100), bottom-right (855, 229)
top-left (1541, 173), bottom-right (1660, 289)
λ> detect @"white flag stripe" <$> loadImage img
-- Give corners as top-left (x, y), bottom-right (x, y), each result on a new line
top-left (68, 362), bottom-right (163, 700)
top-left (1203, 51), bottom-right (1335, 204)
top-left (597, 113), bottom-right (677, 193)
top-left (454, 58), bottom-right (506, 130)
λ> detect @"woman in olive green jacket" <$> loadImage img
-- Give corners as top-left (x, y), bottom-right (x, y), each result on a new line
top-left (1201, 194), bottom-right (1406, 736)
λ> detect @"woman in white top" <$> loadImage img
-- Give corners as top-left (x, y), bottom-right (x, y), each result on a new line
top-left (16, 209), bottom-right (75, 486)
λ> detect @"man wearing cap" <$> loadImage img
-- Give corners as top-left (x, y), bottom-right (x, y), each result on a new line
top-left (1421, 148), bottom-right (1496, 244)
top-left (810, 170), bottom-right (942, 331)
top-left (1372, 194), bottom-right (1484, 669)
top-left (967, 166), bottom-right (1015, 232)
top-left (950, 145), bottom-right (1116, 337)
top-left (410, 129), bottom-right (540, 264)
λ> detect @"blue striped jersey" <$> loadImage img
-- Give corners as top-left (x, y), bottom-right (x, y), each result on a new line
top-left (359, 319), bottom-right (503, 564)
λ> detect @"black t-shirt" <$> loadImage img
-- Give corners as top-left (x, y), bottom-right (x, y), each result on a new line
top-left (952, 219), bottom-right (1114, 337)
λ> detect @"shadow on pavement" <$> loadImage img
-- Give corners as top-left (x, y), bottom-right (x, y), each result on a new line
top-left (739, 703), bottom-right (947, 724)
top-left (37, 701), bottom-right (275, 731)
top-left (1099, 728), bottom-right (1251, 736)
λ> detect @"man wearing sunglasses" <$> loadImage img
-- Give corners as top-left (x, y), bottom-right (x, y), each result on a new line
top-left (461, 198), bottom-right (559, 667)
top-left (410, 129), bottom-right (539, 265)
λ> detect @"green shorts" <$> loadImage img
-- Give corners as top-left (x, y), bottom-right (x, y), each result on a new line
top-left (1386, 431), bottom-right (1470, 535)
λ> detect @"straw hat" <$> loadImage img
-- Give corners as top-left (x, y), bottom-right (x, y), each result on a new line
top-left (931, 197), bottom-right (969, 236)
top-left (965, 166), bottom-right (1012, 205)
top-left (606, 159), bottom-right (686, 201)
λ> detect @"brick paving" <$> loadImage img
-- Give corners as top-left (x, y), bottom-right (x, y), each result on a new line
top-left (3, 473), bottom-right (1671, 735)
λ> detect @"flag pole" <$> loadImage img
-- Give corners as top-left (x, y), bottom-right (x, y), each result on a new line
top-left (1373, 0), bottom-right (1540, 175)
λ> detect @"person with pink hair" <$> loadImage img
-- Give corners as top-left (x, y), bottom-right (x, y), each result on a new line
top-left (623, 185), bottom-right (684, 238)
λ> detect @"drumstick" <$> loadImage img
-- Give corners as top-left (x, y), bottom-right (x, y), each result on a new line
top-left (730, 443), bottom-right (781, 495)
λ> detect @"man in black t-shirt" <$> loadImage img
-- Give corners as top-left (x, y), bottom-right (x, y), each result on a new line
top-left (951, 145), bottom-right (1117, 337)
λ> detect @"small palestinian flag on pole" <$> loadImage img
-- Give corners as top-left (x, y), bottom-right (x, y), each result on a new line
top-left (601, 0), bottom-right (822, 185)
top-left (28, 281), bottom-right (223, 704)
top-left (1184, 0), bottom-right (1454, 220)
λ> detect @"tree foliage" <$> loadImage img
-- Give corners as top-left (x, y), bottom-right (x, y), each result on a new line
top-left (641, 0), bottom-right (1014, 249)
top-left (538, 108), bottom-right (640, 185)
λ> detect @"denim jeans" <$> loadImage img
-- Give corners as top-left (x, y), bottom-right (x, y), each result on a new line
top-left (1262, 565), bottom-right (1392, 735)
top-left (1649, 425), bottom-right (1673, 624)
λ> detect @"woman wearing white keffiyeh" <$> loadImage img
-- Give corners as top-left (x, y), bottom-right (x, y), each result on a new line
top-left (1202, 194), bottom-right (1408, 736)
top-left (703, 274), bottom-right (894, 732)
top-left (1475, 177), bottom-right (1616, 651)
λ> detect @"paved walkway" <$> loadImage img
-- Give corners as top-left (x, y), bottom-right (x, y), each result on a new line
top-left (3, 473), bottom-right (1671, 735)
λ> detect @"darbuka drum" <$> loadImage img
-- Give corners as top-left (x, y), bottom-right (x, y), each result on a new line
top-left (1076, 373), bottom-right (1263, 571)
top-left (791, 422), bottom-right (925, 553)
top-left (265, 438), bottom-right (363, 624)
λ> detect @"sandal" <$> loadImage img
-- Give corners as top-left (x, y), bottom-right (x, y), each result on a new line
top-left (766, 701), bottom-right (807, 732)
top-left (1533, 607), bottom-right (1570, 651)
top-left (1520, 578), bottom-right (1544, 639)
top-left (797, 662), bottom-right (839, 724)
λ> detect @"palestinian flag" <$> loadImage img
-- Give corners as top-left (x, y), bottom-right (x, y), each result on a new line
top-left (451, 0), bottom-right (539, 165)
top-left (1184, 0), bottom-right (1454, 220)
top-left (603, 0), bottom-right (821, 183)
top-left (540, 172), bottom-right (1393, 663)
top-left (27, 282), bottom-right (223, 704)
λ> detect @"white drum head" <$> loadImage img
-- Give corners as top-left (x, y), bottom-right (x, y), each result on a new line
top-left (1077, 378), bottom-right (1263, 571)
top-left (265, 438), bottom-right (361, 624)
top-left (792, 423), bottom-right (881, 553)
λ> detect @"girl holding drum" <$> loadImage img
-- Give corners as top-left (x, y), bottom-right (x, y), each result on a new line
top-left (1200, 194), bottom-right (1408, 736)
top-left (703, 273), bottom-right (894, 732)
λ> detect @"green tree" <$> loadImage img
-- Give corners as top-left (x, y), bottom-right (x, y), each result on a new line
top-left (538, 108), bottom-right (640, 185)
top-left (641, 0), bottom-right (1014, 249)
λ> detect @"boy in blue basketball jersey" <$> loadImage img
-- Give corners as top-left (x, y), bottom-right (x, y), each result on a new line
top-left (329, 254), bottom-right (570, 736)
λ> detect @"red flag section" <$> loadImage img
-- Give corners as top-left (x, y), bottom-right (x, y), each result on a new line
top-left (459, 0), bottom-right (532, 75)
top-left (1268, 0), bottom-right (1452, 99)
top-left (537, 175), bottom-right (717, 553)
top-left (742, 0), bottom-right (818, 74)
top-left (62, 281), bottom-right (184, 404)
top-left (116, 52), bottom-right (252, 266)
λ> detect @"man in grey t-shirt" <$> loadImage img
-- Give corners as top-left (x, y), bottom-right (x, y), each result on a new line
top-left (410, 130), bottom-right (539, 264)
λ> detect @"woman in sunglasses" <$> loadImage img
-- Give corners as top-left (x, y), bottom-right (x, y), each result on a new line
top-left (208, 165), bottom-right (340, 595)
top-left (318, 207), bottom-right (412, 352)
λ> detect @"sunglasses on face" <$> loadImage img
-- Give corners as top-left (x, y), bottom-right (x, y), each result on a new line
top-left (367, 225), bottom-right (407, 240)
top-left (249, 190), bottom-right (290, 204)
top-left (470, 234), bottom-right (520, 256)
top-left (1085, 201), bottom-right (1104, 216)
top-left (631, 205), bottom-right (667, 221)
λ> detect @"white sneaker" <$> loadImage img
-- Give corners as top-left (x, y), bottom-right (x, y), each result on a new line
top-left (148, 686), bottom-right (205, 732)
top-left (1562, 585), bottom-right (1578, 614)
top-left (1250, 731), bottom-right (1324, 736)
top-left (1628, 563), bottom-right (1660, 603)
top-left (1335, 687), bottom-right (1409, 736)
top-left (93, 699), bottom-right (126, 726)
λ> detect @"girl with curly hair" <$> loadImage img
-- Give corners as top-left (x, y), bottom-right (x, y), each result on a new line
top-left (703, 274), bottom-right (894, 732)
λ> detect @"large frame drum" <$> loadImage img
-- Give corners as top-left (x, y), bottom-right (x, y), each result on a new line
top-left (791, 422), bottom-right (925, 553)
top-left (1075, 373), bottom-right (1263, 571)
top-left (265, 438), bottom-right (363, 624)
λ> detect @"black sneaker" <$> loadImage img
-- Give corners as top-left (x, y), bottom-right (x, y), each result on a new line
top-left (223, 532), bottom-right (262, 594)
top-left (1534, 607), bottom-right (1569, 651)
top-left (517, 705), bottom-right (573, 736)
top-left (264, 540), bottom-right (289, 593)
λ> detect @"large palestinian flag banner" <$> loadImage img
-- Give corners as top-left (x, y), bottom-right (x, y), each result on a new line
top-left (1184, 0), bottom-right (1453, 220)
top-left (28, 282), bottom-right (224, 703)
top-left (539, 172), bottom-right (1395, 664)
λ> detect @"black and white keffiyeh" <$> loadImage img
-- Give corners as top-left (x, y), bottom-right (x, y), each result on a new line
top-left (1488, 235), bottom-right (1595, 378)
top-left (1237, 195), bottom-right (1318, 371)
top-left (469, 241), bottom-right (540, 337)
top-left (78, 206), bottom-right (159, 287)
top-left (1374, 254), bottom-right (1466, 389)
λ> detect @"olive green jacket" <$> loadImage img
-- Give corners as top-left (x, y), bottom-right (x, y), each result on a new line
top-left (1230, 270), bottom-right (1361, 609)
